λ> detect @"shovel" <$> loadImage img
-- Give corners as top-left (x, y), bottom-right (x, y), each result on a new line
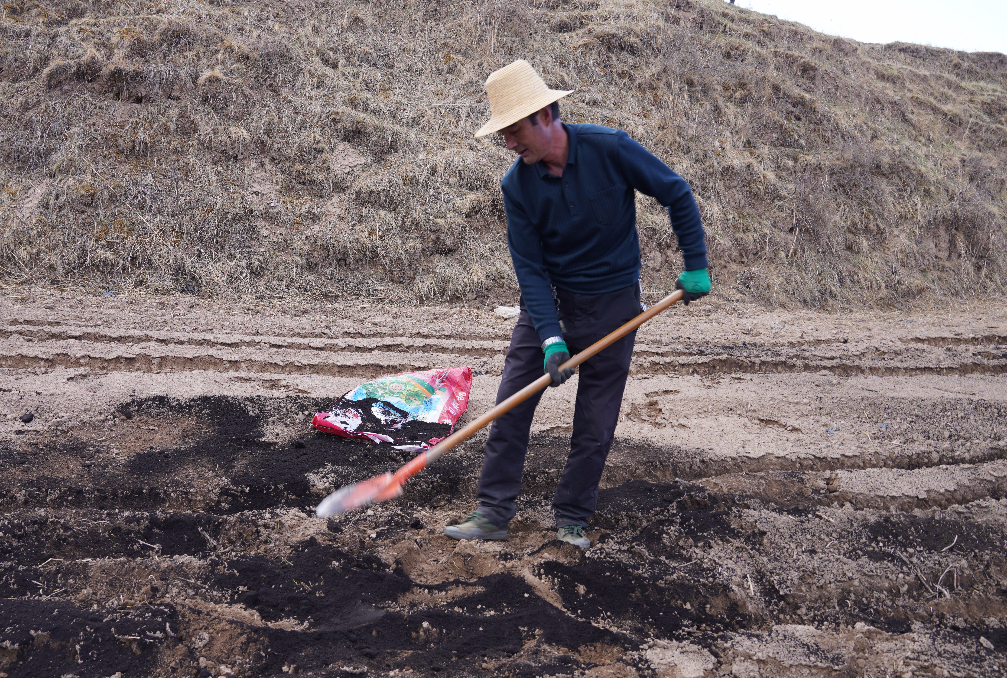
top-left (315, 288), bottom-right (684, 517)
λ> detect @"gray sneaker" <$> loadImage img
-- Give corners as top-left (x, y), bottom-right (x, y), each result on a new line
top-left (557, 525), bottom-right (591, 549)
top-left (444, 511), bottom-right (508, 541)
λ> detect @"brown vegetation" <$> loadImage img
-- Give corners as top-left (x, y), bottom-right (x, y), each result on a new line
top-left (1, 0), bottom-right (1005, 307)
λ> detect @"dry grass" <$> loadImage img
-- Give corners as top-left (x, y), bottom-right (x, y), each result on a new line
top-left (0, 0), bottom-right (1005, 308)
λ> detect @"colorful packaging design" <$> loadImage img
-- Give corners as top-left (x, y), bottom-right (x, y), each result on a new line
top-left (312, 366), bottom-right (472, 450)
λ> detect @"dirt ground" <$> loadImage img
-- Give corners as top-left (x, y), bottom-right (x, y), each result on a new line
top-left (1, 290), bottom-right (1005, 678)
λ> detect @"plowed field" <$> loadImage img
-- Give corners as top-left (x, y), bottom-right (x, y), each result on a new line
top-left (1, 292), bottom-right (1005, 678)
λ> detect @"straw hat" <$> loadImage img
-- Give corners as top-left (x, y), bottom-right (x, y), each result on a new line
top-left (474, 60), bottom-right (573, 138)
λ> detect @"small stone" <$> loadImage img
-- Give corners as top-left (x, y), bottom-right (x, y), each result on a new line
top-left (979, 636), bottom-right (994, 650)
top-left (20, 411), bottom-right (33, 424)
top-left (494, 305), bottom-right (520, 319)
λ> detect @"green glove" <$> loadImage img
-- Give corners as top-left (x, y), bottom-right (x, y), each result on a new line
top-left (675, 268), bottom-right (711, 305)
top-left (543, 341), bottom-right (574, 387)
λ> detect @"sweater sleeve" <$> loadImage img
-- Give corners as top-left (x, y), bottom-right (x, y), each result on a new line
top-left (616, 133), bottom-right (708, 271)
top-left (502, 185), bottom-right (564, 343)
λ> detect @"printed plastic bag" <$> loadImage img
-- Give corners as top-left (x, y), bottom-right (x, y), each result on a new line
top-left (312, 366), bottom-right (472, 450)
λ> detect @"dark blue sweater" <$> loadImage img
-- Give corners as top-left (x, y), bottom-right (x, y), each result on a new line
top-left (502, 123), bottom-right (707, 343)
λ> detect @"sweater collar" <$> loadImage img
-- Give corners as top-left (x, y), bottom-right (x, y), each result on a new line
top-left (534, 123), bottom-right (577, 179)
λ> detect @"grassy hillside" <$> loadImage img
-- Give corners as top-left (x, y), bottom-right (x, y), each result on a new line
top-left (1, 0), bottom-right (1005, 307)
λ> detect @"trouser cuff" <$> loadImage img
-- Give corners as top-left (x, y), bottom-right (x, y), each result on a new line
top-left (476, 505), bottom-right (509, 530)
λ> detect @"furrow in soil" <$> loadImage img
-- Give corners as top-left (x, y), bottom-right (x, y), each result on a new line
top-left (1, 296), bottom-right (1005, 677)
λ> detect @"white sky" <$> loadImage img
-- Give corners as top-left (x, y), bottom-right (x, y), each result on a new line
top-left (738, 0), bottom-right (1007, 55)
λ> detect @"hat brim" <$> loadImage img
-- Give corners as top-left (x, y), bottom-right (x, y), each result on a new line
top-left (474, 89), bottom-right (572, 138)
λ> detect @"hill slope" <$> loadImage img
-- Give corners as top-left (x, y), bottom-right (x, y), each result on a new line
top-left (1, 0), bottom-right (1005, 307)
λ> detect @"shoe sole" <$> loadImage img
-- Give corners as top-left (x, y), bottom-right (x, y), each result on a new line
top-left (558, 538), bottom-right (590, 549)
top-left (444, 526), bottom-right (508, 541)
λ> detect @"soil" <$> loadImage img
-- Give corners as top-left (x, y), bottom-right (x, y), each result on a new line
top-left (1, 290), bottom-right (1006, 678)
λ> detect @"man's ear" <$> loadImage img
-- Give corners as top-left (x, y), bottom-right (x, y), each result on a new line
top-left (538, 105), bottom-right (553, 126)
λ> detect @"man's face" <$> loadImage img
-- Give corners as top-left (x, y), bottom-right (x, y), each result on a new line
top-left (499, 113), bottom-right (551, 165)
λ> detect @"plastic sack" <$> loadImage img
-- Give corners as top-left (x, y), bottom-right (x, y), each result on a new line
top-left (312, 366), bottom-right (472, 450)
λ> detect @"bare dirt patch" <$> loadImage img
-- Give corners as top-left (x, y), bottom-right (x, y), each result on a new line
top-left (1, 292), bottom-right (1006, 677)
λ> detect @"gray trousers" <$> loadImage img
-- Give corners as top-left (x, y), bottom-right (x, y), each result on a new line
top-left (476, 284), bottom-right (640, 528)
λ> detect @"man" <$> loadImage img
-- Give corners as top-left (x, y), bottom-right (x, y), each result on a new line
top-left (445, 60), bottom-right (709, 548)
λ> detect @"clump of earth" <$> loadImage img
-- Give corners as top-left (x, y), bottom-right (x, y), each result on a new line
top-left (1, 292), bottom-right (1005, 677)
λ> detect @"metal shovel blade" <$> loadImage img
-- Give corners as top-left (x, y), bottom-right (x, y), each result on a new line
top-left (315, 472), bottom-right (399, 517)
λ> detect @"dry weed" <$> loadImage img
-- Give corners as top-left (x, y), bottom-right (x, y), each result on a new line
top-left (0, 0), bottom-right (1004, 308)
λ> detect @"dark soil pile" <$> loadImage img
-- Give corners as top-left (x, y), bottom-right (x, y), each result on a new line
top-left (1, 294), bottom-right (1006, 677)
top-left (1, 390), bottom-right (1005, 677)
